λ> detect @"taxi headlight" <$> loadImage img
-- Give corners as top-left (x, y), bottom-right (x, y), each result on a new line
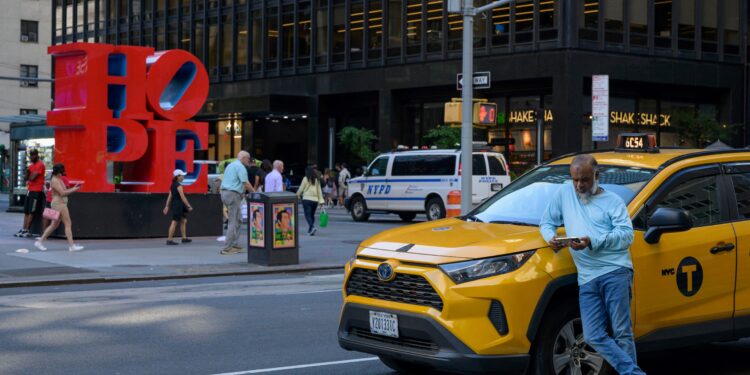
top-left (439, 250), bottom-right (536, 284)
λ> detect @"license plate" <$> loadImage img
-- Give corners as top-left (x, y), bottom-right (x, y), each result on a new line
top-left (369, 311), bottom-right (399, 338)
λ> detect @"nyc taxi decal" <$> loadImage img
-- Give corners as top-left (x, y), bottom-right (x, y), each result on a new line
top-left (663, 257), bottom-right (703, 297)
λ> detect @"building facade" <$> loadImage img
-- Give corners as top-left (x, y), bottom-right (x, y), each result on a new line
top-left (52, 0), bottom-right (750, 174)
top-left (1, 0), bottom-right (51, 147)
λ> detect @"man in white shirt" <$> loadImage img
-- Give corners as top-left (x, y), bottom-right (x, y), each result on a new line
top-left (265, 160), bottom-right (284, 192)
top-left (337, 163), bottom-right (351, 206)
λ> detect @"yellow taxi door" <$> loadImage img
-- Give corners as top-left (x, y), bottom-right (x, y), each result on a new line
top-left (631, 164), bottom-right (737, 344)
top-left (725, 163), bottom-right (750, 336)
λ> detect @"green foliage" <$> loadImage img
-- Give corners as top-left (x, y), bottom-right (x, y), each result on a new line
top-left (423, 126), bottom-right (461, 149)
top-left (338, 126), bottom-right (379, 164)
top-left (671, 108), bottom-right (742, 148)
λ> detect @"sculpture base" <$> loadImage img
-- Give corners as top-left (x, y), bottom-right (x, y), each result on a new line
top-left (44, 192), bottom-right (223, 239)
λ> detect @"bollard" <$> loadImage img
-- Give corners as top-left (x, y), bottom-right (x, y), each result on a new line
top-left (446, 190), bottom-right (462, 218)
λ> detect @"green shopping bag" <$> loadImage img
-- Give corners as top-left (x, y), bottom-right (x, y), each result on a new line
top-left (319, 208), bottom-right (329, 228)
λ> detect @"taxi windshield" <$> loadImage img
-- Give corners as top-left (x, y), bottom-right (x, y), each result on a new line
top-left (471, 165), bottom-right (655, 226)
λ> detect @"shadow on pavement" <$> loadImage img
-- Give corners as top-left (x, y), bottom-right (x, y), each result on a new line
top-left (640, 340), bottom-right (750, 374)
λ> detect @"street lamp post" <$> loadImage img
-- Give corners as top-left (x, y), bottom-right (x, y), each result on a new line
top-left (455, 0), bottom-right (514, 214)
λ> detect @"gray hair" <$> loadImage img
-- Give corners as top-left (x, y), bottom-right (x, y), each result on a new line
top-left (571, 154), bottom-right (598, 170)
top-left (273, 160), bottom-right (284, 169)
top-left (237, 150), bottom-right (251, 160)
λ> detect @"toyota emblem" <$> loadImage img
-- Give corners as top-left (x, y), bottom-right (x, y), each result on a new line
top-left (377, 263), bottom-right (396, 282)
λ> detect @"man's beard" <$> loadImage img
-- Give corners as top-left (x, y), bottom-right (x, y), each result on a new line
top-left (576, 179), bottom-right (599, 204)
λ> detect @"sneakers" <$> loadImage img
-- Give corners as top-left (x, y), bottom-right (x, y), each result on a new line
top-left (34, 240), bottom-right (47, 251)
top-left (181, 238), bottom-right (192, 244)
top-left (310, 227), bottom-right (317, 236)
top-left (68, 244), bottom-right (84, 252)
top-left (220, 246), bottom-right (243, 255)
top-left (166, 240), bottom-right (179, 245)
top-left (14, 229), bottom-right (27, 237)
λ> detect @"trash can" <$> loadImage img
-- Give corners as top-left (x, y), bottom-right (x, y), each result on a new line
top-left (246, 192), bottom-right (299, 266)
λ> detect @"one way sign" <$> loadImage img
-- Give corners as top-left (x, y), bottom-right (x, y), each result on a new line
top-left (457, 72), bottom-right (491, 90)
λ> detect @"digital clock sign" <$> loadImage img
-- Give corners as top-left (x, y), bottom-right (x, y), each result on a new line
top-left (615, 133), bottom-right (658, 153)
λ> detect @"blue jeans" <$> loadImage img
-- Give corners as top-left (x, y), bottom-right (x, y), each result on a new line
top-left (301, 200), bottom-right (318, 233)
top-left (579, 267), bottom-right (646, 375)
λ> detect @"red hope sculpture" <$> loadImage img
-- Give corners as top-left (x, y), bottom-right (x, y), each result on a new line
top-left (47, 43), bottom-right (210, 194)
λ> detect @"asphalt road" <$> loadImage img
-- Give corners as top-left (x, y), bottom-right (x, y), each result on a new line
top-left (1, 271), bottom-right (750, 375)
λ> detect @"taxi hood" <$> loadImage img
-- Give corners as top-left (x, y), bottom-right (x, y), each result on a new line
top-left (359, 218), bottom-right (548, 261)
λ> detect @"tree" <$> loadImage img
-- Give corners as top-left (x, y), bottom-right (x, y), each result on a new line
top-left (337, 126), bottom-right (379, 165)
top-left (671, 108), bottom-right (742, 148)
top-left (423, 125), bottom-right (461, 149)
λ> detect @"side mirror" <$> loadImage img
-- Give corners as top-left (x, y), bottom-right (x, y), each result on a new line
top-left (644, 207), bottom-right (693, 244)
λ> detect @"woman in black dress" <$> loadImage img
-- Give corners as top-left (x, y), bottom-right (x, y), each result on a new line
top-left (163, 169), bottom-right (193, 245)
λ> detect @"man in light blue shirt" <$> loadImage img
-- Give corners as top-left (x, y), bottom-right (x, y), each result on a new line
top-left (540, 155), bottom-right (645, 375)
top-left (220, 150), bottom-right (254, 255)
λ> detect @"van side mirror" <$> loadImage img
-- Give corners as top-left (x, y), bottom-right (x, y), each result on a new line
top-left (644, 207), bottom-right (693, 244)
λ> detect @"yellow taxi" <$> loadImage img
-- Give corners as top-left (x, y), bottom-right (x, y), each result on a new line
top-left (337, 134), bottom-right (750, 374)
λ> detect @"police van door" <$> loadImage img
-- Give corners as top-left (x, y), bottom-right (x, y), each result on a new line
top-left (362, 156), bottom-right (391, 211)
top-left (472, 154), bottom-right (489, 204)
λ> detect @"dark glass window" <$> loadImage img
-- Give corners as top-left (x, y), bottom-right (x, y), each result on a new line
top-left (316, 3), bottom-right (328, 64)
top-left (350, 0), bottom-right (364, 61)
top-left (222, 15), bottom-right (233, 75)
top-left (654, 0), bottom-right (672, 48)
top-left (579, 0), bottom-right (598, 41)
top-left (629, 1), bottom-right (647, 46)
top-left (282, 5), bottom-right (294, 68)
top-left (237, 15), bottom-right (248, 73)
top-left (180, 20), bottom-right (191, 51)
top-left (406, 0), bottom-right (421, 55)
top-left (195, 20), bottom-right (205, 63)
top-left (425, 0), bottom-right (441, 53)
top-left (208, 17), bottom-right (218, 77)
top-left (266, 7), bottom-right (279, 70)
top-left (678, 0), bottom-right (695, 51)
top-left (367, 156), bottom-right (389, 176)
top-left (649, 175), bottom-right (721, 228)
top-left (473, 154), bottom-right (487, 176)
top-left (724, 0), bottom-right (740, 55)
top-left (538, 0), bottom-right (557, 41)
top-left (21, 20), bottom-right (38, 43)
top-left (297, 2), bottom-right (311, 66)
top-left (731, 173), bottom-right (750, 219)
top-left (392, 155), bottom-right (456, 176)
top-left (488, 155), bottom-right (507, 176)
top-left (367, 0), bottom-right (383, 59)
top-left (252, 10), bottom-right (262, 71)
top-left (168, 21), bottom-right (178, 49)
top-left (514, 0), bottom-right (533, 44)
top-left (387, 0), bottom-right (402, 56)
top-left (604, 0), bottom-right (623, 44)
top-left (20, 64), bottom-right (38, 87)
top-left (491, 3), bottom-right (510, 46)
top-left (447, 8), bottom-right (462, 51)
top-left (332, 0), bottom-right (345, 62)
top-left (702, 0), bottom-right (718, 53)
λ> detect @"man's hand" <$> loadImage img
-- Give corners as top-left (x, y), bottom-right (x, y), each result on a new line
top-left (549, 237), bottom-right (563, 251)
top-left (570, 236), bottom-right (591, 251)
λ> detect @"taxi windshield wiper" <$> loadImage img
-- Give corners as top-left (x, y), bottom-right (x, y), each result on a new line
top-left (490, 220), bottom-right (537, 227)
top-left (463, 215), bottom-right (484, 223)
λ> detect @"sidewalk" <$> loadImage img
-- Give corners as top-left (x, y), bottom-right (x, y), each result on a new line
top-left (0, 204), bottom-right (402, 287)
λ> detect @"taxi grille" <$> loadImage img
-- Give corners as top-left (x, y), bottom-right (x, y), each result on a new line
top-left (349, 328), bottom-right (439, 353)
top-left (345, 268), bottom-right (444, 311)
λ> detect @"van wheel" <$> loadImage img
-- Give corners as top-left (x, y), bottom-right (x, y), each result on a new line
top-left (350, 196), bottom-right (370, 222)
top-left (378, 356), bottom-right (433, 374)
top-left (530, 302), bottom-right (615, 375)
top-left (425, 197), bottom-right (445, 221)
top-left (398, 213), bottom-right (417, 222)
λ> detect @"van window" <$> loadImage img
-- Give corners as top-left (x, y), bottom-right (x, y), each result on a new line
top-left (367, 157), bottom-right (389, 177)
top-left (488, 155), bottom-right (507, 175)
top-left (392, 154), bottom-right (457, 176)
top-left (473, 155), bottom-right (487, 175)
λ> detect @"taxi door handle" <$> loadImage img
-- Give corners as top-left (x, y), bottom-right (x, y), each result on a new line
top-left (710, 243), bottom-right (735, 254)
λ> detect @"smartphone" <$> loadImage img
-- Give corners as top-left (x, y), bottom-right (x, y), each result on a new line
top-left (555, 236), bottom-right (582, 247)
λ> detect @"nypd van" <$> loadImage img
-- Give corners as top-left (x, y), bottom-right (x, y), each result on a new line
top-left (346, 149), bottom-right (510, 222)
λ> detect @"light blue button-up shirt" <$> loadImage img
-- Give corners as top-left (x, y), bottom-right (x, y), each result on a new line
top-left (540, 183), bottom-right (634, 286)
top-left (220, 160), bottom-right (249, 194)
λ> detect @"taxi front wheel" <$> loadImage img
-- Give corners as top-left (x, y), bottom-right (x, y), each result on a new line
top-left (350, 196), bottom-right (371, 222)
top-left (529, 302), bottom-right (615, 375)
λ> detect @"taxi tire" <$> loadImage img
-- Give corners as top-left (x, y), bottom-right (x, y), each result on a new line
top-left (350, 196), bottom-right (371, 222)
top-left (425, 197), bottom-right (446, 221)
top-left (378, 356), bottom-right (434, 374)
top-left (529, 302), bottom-right (615, 375)
top-left (398, 212), bottom-right (417, 222)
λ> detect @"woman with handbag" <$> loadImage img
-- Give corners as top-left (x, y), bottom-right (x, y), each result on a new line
top-left (34, 164), bottom-right (84, 252)
top-left (296, 165), bottom-right (325, 236)
top-left (163, 169), bottom-right (193, 245)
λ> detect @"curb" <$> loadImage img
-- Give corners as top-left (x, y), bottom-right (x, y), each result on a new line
top-left (0, 264), bottom-right (344, 289)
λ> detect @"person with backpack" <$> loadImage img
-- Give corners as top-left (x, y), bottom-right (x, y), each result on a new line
top-left (296, 165), bottom-right (325, 236)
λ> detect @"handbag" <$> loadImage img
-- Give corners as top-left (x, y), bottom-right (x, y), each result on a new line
top-left (319, 208), bottom-right (329, 228)
top-left (43, 207), bottom-right (60, 221)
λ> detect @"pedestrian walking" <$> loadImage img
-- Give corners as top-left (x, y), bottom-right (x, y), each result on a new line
top-left (255, 159), bottom-right (272, 192)
top-left (265, 160), bottom-right (284, 192)
top-left (337, 162), bottom-right (351, 207)
top-left (43, 173), bottom-right (73, 231)
top-left (539, 154), bottom-right (645, 375)
top-left (34, 164), bottom-right (84, 252)
top-left (163, 169), bottom-right (193, 245)
top-left (15, 149), bottom-right (46, 238)
top-left (220, 150), bottom-right (254, 255)
top-left (297, 166), bottom-right (325, 236)
top-left (322, 168), bottom-right (334, 208)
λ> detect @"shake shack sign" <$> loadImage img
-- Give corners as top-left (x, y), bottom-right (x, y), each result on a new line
top-left (507, 109), bottom-right (671, 127)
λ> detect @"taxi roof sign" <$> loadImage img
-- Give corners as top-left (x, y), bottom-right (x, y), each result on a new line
top-left (615, 133), bottom-right (659, 153)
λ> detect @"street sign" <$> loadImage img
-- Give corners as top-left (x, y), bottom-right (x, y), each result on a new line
top-left (592, 75), bottom-right (609, 142)
top-left (457, 72), bottom-right (491, 90)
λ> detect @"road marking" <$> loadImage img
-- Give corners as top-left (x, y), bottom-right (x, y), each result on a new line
top-left (210, 357), bottom-right (379, 374)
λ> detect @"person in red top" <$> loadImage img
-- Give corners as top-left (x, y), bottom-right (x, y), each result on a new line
top-left (15, 149), bottom-right (46, 238)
